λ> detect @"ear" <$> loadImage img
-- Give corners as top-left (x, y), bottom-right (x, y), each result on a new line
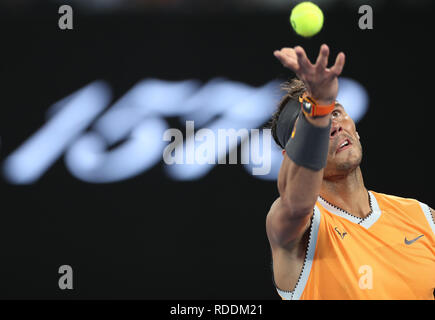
top-left (282, 149), bottom-right (286, 156)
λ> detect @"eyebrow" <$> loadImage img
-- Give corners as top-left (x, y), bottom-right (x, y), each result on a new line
top-left (334, 102), bottom-right (344, 110)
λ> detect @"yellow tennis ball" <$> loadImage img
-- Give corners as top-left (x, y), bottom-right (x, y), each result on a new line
top-left (290, 2), bottom-right (324, 37)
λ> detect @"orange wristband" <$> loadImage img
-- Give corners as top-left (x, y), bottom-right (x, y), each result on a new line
top-left (299, 92), bottom-right (335, 118)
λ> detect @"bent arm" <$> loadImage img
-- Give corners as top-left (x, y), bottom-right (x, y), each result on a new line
top-left (267, 44), bottom-right (344, 249)
top-left (267, 115), bottom-right (331, 249)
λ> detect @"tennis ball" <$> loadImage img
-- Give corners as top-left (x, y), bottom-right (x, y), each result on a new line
top-left (290, 2), bottom-right (324, 37)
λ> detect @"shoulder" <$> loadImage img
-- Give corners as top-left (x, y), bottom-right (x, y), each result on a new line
top-left (370, 191), bottom-right (424, 209)
top-left (371, 190), bottom-right (435, 226)
top-left (372, 191), bottom-right (432, 208)
top-left (371, 191), bottom-right (415, 202)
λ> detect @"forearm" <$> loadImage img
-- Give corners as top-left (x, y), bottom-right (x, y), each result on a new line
top-left (278, 113), bottom-right (332, 217)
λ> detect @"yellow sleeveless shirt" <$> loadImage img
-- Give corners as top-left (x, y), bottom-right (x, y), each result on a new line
top-left (276, 191), bottom-right (435, 300)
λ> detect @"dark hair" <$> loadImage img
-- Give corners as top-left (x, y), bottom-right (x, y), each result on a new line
top-left (267, 78), bottom-right (306, 149)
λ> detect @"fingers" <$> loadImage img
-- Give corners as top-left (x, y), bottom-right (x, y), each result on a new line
top-left (274, 45), bottom-right (345, 78)
top-left (278, 48), bottom-right (298, 60)
top-left (315, 44), bottom-right (329, 72)
top-left (294, 46), bottom-right (312, 72)
top-left (329, 52), bottom-right (346, 76)
top-left (274, 49), bottom-right (299, 72)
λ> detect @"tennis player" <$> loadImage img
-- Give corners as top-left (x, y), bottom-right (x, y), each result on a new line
top-left (266, 44), bottom-right (435, 299)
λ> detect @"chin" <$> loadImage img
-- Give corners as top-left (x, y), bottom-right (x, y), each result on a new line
top-left (324, 153), bottom-right (362, 179)
top-left (336, 161), bottom-right (359, 173)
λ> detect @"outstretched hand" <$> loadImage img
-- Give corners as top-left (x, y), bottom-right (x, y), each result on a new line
top-left (274, 44), bottom-right (345, 105)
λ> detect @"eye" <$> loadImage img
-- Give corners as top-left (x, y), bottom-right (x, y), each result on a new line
top-left (332, 109), bottom-right (341, 118)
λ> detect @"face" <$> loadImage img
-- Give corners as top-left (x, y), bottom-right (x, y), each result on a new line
top-left (323, 103), bottom-right (363, 180)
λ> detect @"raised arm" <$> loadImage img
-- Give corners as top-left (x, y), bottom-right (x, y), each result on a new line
top-left (266, 45), bottom-right (345, 250)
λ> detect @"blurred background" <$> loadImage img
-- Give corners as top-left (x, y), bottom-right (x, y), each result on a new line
top-left (0, 0), bottom-right (433, 299)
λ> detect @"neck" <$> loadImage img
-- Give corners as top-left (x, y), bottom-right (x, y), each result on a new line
top-left (320, 167), bottom-right (370, 219)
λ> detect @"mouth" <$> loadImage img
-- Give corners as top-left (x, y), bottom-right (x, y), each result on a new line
top-left (336, 138), bottom-right (352, 153)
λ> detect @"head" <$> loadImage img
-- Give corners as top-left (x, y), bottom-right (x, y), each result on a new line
top-left (269, 78), bottom-right (363, 180)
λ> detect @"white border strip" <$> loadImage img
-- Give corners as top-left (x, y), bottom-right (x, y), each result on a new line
top-left (419, 202), bottom-right (435, 236)
top-left (317, 196), bottom-right (361, 224)
top-left (359, 191), bottom-right (382, 229)
top-left (276, 285), bottom-right (292, 300)
top-left (292, 205), bottom-right (321, 299)
top-left (276, 205), bottom-right (321, 300)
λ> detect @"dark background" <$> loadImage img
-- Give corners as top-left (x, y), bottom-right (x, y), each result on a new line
top-left (0, 1), bottom-right (433, 299)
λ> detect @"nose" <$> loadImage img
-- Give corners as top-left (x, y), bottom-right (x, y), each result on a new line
top-left (330, 125), bottom-right (342, 138)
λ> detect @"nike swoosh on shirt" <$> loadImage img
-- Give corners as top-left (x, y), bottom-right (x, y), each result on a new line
top-left (404, 234), bottom-right (424, 245)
